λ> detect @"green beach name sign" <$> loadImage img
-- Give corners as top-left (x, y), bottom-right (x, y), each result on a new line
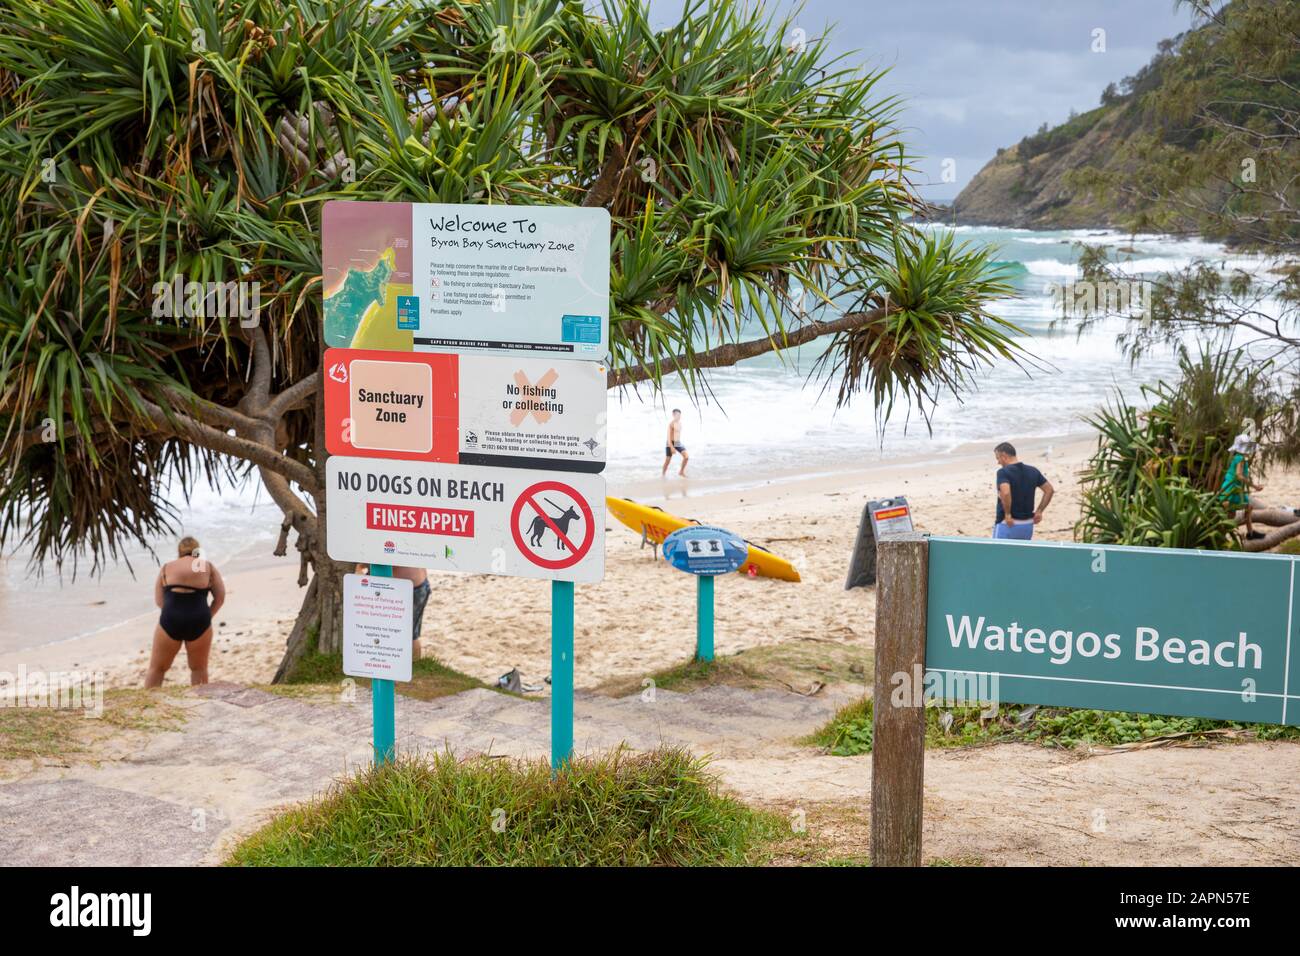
top-left (925, 537), bottom-right (1299, 726)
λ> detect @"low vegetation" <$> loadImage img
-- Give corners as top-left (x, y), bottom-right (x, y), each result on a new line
top-left (1075, 349), bottom-right (1276, 551)
top-left (0, 688), bottom-right (186, 763)
top-left (594, 640), bottom-right (870, 698)
top-left (226, 747), bottom-right (786, 866)
top-left (806, 697), bottom-right (1300, 757)
top-left (278, 641), bottom-right (489, 702)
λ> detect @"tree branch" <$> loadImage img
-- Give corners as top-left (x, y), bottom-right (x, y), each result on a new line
top-left (134, 396), bottom-right (320, 493)
top-left (266, 371), bottom-right (320, 420)
top-left (582, 142), bottom-right (627, 208)
top-left (608, 307), bottom-right (886, 388)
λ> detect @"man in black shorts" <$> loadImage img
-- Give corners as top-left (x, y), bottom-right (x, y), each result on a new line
top-left (662, 408), bottom-right (689, 477)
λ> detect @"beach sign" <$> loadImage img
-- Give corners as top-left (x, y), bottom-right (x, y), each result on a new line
top-left (845, 496), bottom-right (914, 589)
top-left (869, 533), bottom-right (1300, 866)
top-left (663, 525), bottom-right (748, 662)
top-left (662, 525), bottom-right (748, 576)
top-left (322, 199), bottom-right (611, 772)
top-left (322, 200), bottom-right (609, 360)
top-left (326, 457), bottom-right (605, 585)
top-left (925, 538), bottom-right (1300, 725)
top-left (324, 347), bottom-right (607, 472)
top-left (342, 573), bottom-right (413, 684)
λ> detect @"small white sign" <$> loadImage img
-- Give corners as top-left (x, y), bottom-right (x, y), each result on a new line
top-left (870, 498), bottom-right (914, 537)
top-left (457, 354), bottom-right (607, 470)
top-left (343, 573), bottom-right (413, 682)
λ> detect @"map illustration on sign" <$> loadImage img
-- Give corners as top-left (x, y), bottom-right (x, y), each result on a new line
top-left (323, 201), bottom-right (610, 360)
top-left (324, 347), bottom-right (607, 471)
top-left (322, 201), bottom-right (416, 353)
top-left (326, 457), bottom-right (605, 584)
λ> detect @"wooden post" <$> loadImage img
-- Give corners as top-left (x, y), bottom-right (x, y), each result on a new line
top-left (870, 533), bottom-right (928, 866)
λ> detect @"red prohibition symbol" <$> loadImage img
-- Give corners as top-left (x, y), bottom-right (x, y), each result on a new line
top-left (510, 480), bottom-right (596, 570)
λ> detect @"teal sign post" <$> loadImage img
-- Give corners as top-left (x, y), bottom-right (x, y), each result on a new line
top-left (369, 564), bottom-right (397, 764)
top-left (663, 526), bottom-right (749, 663)
top-left (925, 538), bottom-right (1299, 726)
top-left (551, 580), bottom-right (574, 770)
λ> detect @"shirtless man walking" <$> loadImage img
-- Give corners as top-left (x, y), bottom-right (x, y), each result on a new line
top-left (662, 408), bottom-right (689, 477)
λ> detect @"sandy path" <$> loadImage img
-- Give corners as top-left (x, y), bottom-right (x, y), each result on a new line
top-left (715, 741), bottom-right (1300, 866)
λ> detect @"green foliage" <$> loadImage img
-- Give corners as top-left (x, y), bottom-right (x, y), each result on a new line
top-left (0, 0), bottom-right (1027, 573)
top-left (1016, 105), bottom-right (1108, 162)
top-left (803, 698), bottom-right (1014, 756)
top-left (1066, 0), bottom-right (1300, 246)
top-left (1077, 473), bottom-right (1239, 550)
top-left (1075, 348), bottom-right (1279, 550)
top-left (807, 697), bottom-right (1299, 756)
top-left (225, 747), bottom-right (784, 866)
top-left (1020, 708), bottom-right (1300, 747)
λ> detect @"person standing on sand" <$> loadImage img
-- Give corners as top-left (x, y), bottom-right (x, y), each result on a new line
top-left (356, 564), bottom-right (431, 659)
top-left (1219, 433), bottom-right (1266, 541)
top-left (662, 408), bottom-right (689, 477)
top-left (992, 442), bottom-right (1053, 540)
top-left (145, 536), bottom-right (225, 687)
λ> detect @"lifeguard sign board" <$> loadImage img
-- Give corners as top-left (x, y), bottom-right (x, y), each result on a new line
top-left (663, 526), bottom-right (749, 576)
top-left (322, 201), bottom-right (609, 360)
top-left (926, 538), bottom-right (1300, 726)
top-left (326, 457), bottom-right (605, 584)
top-left (324, 347), bottom-right (606, 472)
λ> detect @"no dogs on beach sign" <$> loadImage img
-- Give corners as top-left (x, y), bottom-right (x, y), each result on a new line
top-left (326, 457), bottom-right (605, 584)
top-left (322, 199), bottom-right (609, 769)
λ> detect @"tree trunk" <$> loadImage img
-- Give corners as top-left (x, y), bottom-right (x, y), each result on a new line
top-left (316, 557), bottom-right (348, 654)
top-left (273, 575), bottom-right (319, 683)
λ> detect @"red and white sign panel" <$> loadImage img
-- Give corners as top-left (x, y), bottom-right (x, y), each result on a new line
top-left (324, 347), bottom-right (606, 472)
top-left (326, 457), bottom-right (605, 584)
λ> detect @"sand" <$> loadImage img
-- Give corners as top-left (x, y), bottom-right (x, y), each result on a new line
top-left (9, 431), bottom-right (1299, 693)
top-left (6, 433), bottom-right (1300, 867)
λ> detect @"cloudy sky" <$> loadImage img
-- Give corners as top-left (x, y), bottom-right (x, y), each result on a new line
top-left (645, 1), bottom-right (1193, 200)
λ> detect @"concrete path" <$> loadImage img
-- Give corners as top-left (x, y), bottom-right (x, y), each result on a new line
top-left (0, 681), bottom-right (849, 866)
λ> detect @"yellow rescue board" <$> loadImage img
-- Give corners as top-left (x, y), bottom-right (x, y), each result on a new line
top-left (606, 497), bottom-right (801, 582)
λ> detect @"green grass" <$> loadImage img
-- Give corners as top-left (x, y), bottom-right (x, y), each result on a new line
top-left (225, 747), bottom-right (786, 866)
top-left (1276, 538), bottom-right (1300, 556)
top-left (805, 698), bottom-right (1300, 756)
top-left (280, 649), bottom-right (489, 702)
top-left (0, 688), bottom-right (186, 762)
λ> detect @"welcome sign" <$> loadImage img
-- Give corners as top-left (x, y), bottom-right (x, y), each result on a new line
top-left (925, 537), bottom-right (1299, 726)
top-left (322, 201), bottom-right (609, 359)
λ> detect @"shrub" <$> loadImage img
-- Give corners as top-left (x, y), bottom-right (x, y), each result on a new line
top-left (226, 747), bottom-right (782, 866)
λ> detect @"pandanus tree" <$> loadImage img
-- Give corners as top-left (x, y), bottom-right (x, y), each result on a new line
top-left (0, 0), bottom-right (1025, 678)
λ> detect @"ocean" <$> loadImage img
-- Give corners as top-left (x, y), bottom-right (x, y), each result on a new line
top-left (603, 225), bottom-right (1266, 485)
top-left (0, 226), bottom-right (1269, 653)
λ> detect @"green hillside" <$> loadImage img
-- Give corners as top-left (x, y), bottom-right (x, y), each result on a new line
top-left (954, 0), bottom-right (1299, 246)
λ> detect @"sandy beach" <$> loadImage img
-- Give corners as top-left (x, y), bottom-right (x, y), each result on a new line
top-left (11, 431), bottom-right (1295, 693)
top-left (8, 431), bottom-right (1299, 694)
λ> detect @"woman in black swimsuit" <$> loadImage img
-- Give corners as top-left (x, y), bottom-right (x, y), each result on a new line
top-left (145, 536), bottom-right (226, 687)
